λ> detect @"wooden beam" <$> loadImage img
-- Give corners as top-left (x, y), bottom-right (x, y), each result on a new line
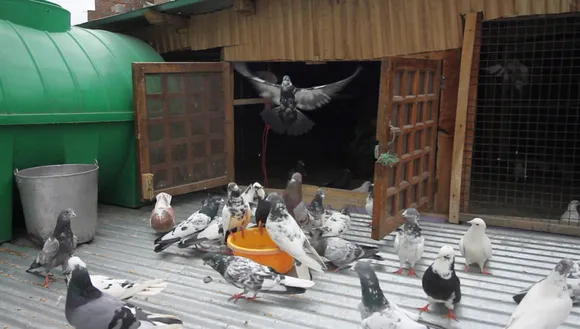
top-left (143, 10), bottom-right (188, 29)
top-left (448, 13), bottom-right (478, 224)
top-left (234, 0), bottom-right (255, 14)
top-left (233, 98), bottom-right (264, 106)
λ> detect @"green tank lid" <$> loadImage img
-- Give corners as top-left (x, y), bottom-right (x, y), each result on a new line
top-left (0, 0), bottom-right (71, 33)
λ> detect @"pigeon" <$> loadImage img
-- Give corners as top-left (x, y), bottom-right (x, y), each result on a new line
top-left (202, 253), bottom-right (315, 303)
top-left (560, 200), bottom-right (580, 225)
top-left (365, 183), bottom-right (374, 226)
top-left (64, 273), bottom-right (168, 301)
top-left (308, 229), bottom-right (384, 272)
top-left (222, 182), bottom-right (252, 241)
top-left (242, 182), bottom-right (262, 216)
top-left (150, 192), bottom-right (176, 233)
top-left (284, 172), bottom-right (303, 221)
top-left (504, 259), bottom-right (575, 329)
top-left (513, 261), bottom-right (580, 305)
top-left (306, 188), bottom-right (326, 229)
top-left (352, 181), bottom-right (372, 193)
top-left (419, 245), bottom-right (461, 321)
top-left (393, 208), bottom-right (424, 277)
top-left (320, 206), bottom-right (352, 237)
top-left (234, 62), bottom-right (362, 135)
top-left (322, 168), bottom-right (353, 189)
top-left (288, 160), bottom-right (307, 179)
top-left (253, 184), bottom-right (270, 235)
top-left (27, 208), bottom-right (77, 288)
top-left (265, 192), bottom-right (327, 279)
top-left (64, 256), bottom-right (183, 329)
top-left (459, 217), bottom-right (493, 274)
top-left (153, 196), bottom-right (224, 253)
top-left (352, 261), bottom-right (446, 329)
top-left (177, 216), bottom-right (229, 252)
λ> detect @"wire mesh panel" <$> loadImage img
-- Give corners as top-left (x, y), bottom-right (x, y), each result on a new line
top-left (133, 62), bottom-right (234, 200)
top-left (372, 57), bottom-right (441, 240)
top-left (463, 14), bottom-right (580, 227)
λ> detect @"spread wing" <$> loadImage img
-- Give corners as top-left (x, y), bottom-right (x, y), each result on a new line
top-left (234, 62), bottom-right (281, 105)
top-left (295, 66), bottom-right (362, 111)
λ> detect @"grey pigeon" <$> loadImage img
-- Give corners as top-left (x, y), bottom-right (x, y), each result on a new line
top-left (504, 259), bottom-right (575, 329)
top-left (305, 188), bottom-right (326, 229)
top-left (64, 256), bottom-right (183, 329)
top-left (352, 180), bottom-right (372, 193)
top-left (513, 261), bottom-right (580, 305)
top-left (393, 208), bottom-right (424, 277)
top-left (234, 62), bottom-right (361, 136)
top-left (459, 217), bottom-right (493, 274)
top-left (153, 196), bottom-right (224, 253)
top-left (320, 206), bottom-right (352, 237)
top-left (284, 172), bottom-right (303, 221)
top-left (222, 182), bottom-right (252, 241)
top-left (27, 208), bottom-right (77, 288)
top-left (352, 261), bottom-right (445, 329)
top-left (202, 253), bottom-right (315, 303)
top-left (65, 273), bottom-right (167, 301)
top-left (265, 192), bottom-right (327, 279)
top-left (308, 229), bottom-right (384, 272)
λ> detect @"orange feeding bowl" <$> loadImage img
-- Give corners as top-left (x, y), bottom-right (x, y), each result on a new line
top-left (226, 227), bottom-right (294, 274)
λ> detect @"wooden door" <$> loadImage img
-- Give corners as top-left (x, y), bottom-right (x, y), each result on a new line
top-left (371, 57), bottom-right (442, 240)
top-left (132, 62), bottom-right (234, 200)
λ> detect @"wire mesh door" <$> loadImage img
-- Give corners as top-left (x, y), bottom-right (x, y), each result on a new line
top-left (132, 62), bottom-right (234, 200)
top-left (371, 57), bottom-right (442, 240)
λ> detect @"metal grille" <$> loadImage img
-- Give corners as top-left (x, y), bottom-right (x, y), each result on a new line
top-left (464, 14), bottom-right (580, 226)
top-left (144, 72), bottom-right (227, 190)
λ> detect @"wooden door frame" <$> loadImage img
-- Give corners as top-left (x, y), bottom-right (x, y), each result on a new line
top-left (132, 62), bottom-right (234, 201)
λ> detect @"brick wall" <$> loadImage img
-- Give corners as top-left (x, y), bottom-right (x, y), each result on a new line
top-left (88, 0), bottom-right (172, 21)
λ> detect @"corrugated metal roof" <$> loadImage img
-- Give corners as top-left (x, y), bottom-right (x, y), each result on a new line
top-left (1, 193), bottom-right (579, 329)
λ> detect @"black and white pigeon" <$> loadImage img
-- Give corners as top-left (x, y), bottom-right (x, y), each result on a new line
top-left (393, 208), bottom-right (424, 277)
top-left (64, 272), bottom-right (168, 301)
top-left (153, 196), bottom-right (224, 253)
top-left (265, 192), bottom-right (327, 279)
top-left (253, 184), bottom-right (270, 235)
top-left (459, 217), bottom-right (493, 274)
top-left (320, 206), bottom-right (352, 237)
top-left (504, 259), bottom-right (575, 329)
top-left (234, 62), bottom-right (362, 136)
top-left (306, 188), bottom-right (326, 229)
top-left (513, 261), bottom-right (580, 305)
top-left (64, 256), bottom-right (183, 329)
top-left (222, 182), bottom-right (252, 241)
top-left (352, 261), bottom-right (446, 329)
top-left (242, 182), bottom-right (263, 216)
top-left (419, 245), bottom-right (461, 321)
top-left (365, 183), bottom-right (374, 216)
top-left (202, 253), bottom-right (315, 303)
top-left (308, 229), bottom-right (384, 272)
top-left (27, 208), bottom-right (78, 288)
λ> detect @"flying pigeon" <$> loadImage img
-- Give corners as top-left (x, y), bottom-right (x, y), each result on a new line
top-left (64, 256), bottom-right (183, 329)
top-left (265, 192), bottom-right (327, 279)
top-left (459, 217), bottom-right (493, 274)
top-left (419, 245), bottom-right (461, 321)
top-left (513, 261), bottom-right (580, 305)
top-left (150, 192), bottom-right (176, 233)
top-left (560, 200), bottom-right (580, 225)
top-left (153, 196), bottom-right (224, 253)
top-left (234, 62), bottom-right (362, 136)
top-left (27, 208), bottom-right (77, 288)
top-left (393, 208), bottom-right (424, 277)
top-left (202, 253), bottom-right (315, 303)
top-left (320, 206), bottom-right (352, 237)
top-left (308, 230), bottom-right (384, 272)
top-left (352, 261), bottom-right (446, 329)
top-left (64, 273), bottom-right (168, 301)
top-left (352, 181), bottom-right (372, 193)
top-left (504, 259), bottom-right (575, 329)
top-left (222, 182), bottom-right (252, 241)
top-left (322, 168), bottom-right (352, 189)
top-left (253, 184), bottom-right (270, 235)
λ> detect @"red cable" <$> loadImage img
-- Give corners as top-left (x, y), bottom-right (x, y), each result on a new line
top-left (261, 99), bottom-right (271, 188)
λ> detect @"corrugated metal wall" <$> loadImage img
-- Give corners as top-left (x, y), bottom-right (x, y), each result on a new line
top-left (131, 0), bottom-right (575, 60)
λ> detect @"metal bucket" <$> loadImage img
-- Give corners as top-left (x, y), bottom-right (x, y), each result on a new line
top-left (14, 161), bottom-right (99, 246)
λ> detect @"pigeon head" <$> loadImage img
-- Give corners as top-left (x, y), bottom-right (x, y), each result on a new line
top-left (281, 75), bottom-right (292, 86)
top-left (351, 261), bottom-right (389, 315)
top-left (432, 245), bottom-right (456, 277)
top-left (315, 188), bottom-right (325, 199)
top-left (65, 256), bottom-right (103, 311)
top-left (554, 259), bottom-right (576, 276)
top-left (265, 192), bottom-right (286, 220)
top-left (467, 217), bottom-right (487, 230)
top-left (253, 183), bottom-right (267, 200)
top-left (202, 252), bottom-right (233, 275)
top-left (54, 208), bottom-right (76, 235)
top-left (226, 182), bottom-right (238, 194)
top-left (290, 172), bottom-right (302, 183)
top-left (568, 200), bottom-right (580, 211)
top-left (63, 256), bottom-right (85, 283)
top-left (228, 183), bottom-right (241, 198)
top-left (200, 196), bottom-right (225, 217)
top-left (402, 208), bottom-right (420, 222)
top-left (368, 183), bottom-right (374, 193)
top-left (340, 206), bottom-right (351, 216)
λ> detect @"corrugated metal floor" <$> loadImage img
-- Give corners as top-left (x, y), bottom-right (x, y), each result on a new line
top-left (1, 192), bottom-right (579, 329)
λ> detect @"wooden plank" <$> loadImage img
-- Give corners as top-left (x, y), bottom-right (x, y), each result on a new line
top-left (448, 12), bottom-right (478, 224)
top-left (224, 62), bottom-right (235, 182)
top-left (459, 213), bottom-right (580, 237)
top-left (233, 0), bottom-right (255, 15)
top-left (131, 64), bottom-right (152, 201)
top-left (233, 98), bottom-right (264, 106)
top-left (250, 184), bottom-right (369, 210)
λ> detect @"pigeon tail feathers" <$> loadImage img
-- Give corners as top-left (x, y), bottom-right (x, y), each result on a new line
top-left (285, 111), bottom-right (315, 136)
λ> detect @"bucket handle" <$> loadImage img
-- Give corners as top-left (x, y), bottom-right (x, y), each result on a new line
top-left (94, 159), bottom-right (99, 167)
top-left (13, 168), bottom-right (20, 183)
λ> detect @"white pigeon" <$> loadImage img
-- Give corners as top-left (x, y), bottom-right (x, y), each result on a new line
top-left (560, 200), bottom-right (580, 225)
top-left (393, 208), bottom-right (424, 277)
top-left (352, 261), bottom-right (445, 329)
top-left (513, 261), bottom-right (580, 305)
top-left (365, 184), bottom-right (374, 216)
top-left (504, 259), bottom-right (575, 329)
top-left (459, 217), bottom-right (493, 274)
top-left (242, 182), bottom-right (263, 216)
top-left (320, 207), bottom-right (352, 237)
top-left (222, 182), bottom-right (252, 241)
top-left (265, 193), bottom-right (326, 279)
top-left (352, 181), bottom-right (372, 193)
top-left (66, 274), bottom-right (168, 301)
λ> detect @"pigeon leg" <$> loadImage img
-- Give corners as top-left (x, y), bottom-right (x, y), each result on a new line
top-left (417, 304), bottom-right (431, 313)
top-left (246, 292), bottom-right (260, 301)
top-left (258, 222), bottom-right (265, 235)
top-left (228, 292), bottom-right (247, 303)
top-left (407, 268), bottom-right (418, 277)
top-left (43, 273), bottom-right (51, 288)
top-left (481, 268), bottom-right (492, 275)
top-left (464, 265), bottom-right (470, 272)
top-left (392, 268), bottom-right (404, 275)
top-left (442, 309), bottom-right (458, 321)
top-left (240, 226), bottom-right (246, 239)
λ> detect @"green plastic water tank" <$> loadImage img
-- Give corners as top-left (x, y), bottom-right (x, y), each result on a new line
top-left (0, 0), bottom-right (165, 242)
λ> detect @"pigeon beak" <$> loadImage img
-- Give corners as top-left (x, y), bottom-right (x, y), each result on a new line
top-left (467, 219), bottom-right (473, 224)
top-left (71, 211), bottom-right (77, 218)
